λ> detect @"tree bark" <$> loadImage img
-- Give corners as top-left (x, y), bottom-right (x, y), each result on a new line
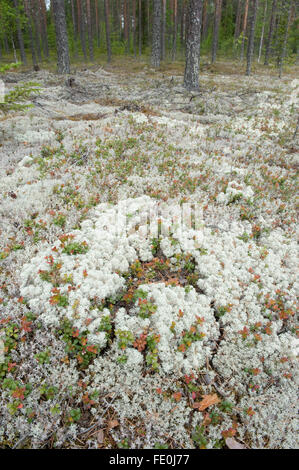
top-left (184, 0), bottom-right (203, 90)
top-left (161, 0), bottom-right (166, 60)
top-left (240, 0), bottom-right (249, 61)
top-left (151, 0), bottom-right (162, 68)
top-left (13, 0), bottom-right (27, 64)
top-left (211, 0), bottom-right (222, 64)
top-left (40, 0), bottom-right (49, 59)
top-left (234, 0), bottom-right (242, 40)
top-left (95, 0), bottom-right (100, 47)
top-left (172, 0), bottom-right (178, 61)
top-left (104, 0), bottom-right (111, 62)
top-left (32, 0), bottom-right (42, 62)
top-left (264, 0), bottom-right (278, 65)
top-left (258, 0), bottom-right (268, 63)
top-left (86, 0), bottom-right (94, 61)
top-left (78, 0), bottom-right (87, 60)
top-left (51, 0), bottom-right (70, 74)
top-left (139, 0), bottom-right (142, 57)
top-left (25, 0), bottom-right (38, 67)
top-left (278, 0), bottom-right (293, 78)
top-left (201, 0), bottom-right (208, 39)
top-left (246, 0), bottom-right (259, 76)
top-left (71, 0), bottom-right (78, 58)
top-left (124, 0), bottom-right (130, 53)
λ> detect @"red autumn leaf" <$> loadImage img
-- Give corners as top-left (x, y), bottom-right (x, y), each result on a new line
top-left (173, 392), bottom-right (182, 402)
top-left (193, 394), bottom-right (220, 411)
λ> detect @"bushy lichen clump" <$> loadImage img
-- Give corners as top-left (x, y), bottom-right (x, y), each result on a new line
top-left (0, 71), bottom-right (298, 449)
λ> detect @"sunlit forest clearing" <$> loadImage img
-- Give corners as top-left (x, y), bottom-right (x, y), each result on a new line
top-left (0, 0), bottom-right (298, 450)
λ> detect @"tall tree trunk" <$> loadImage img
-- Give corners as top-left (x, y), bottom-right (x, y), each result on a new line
top-left (86, 0), bottom-right (94, 60)
top-left (139, 0), bottom-right (142, 57)
top-left (246, 0), bottom-right (259, 75)
top-left (184, 0), bottom-right (203, 90)
top-left (25, 0), bottom-right (38, 67)
top-left (71, 0), bottom-right (79, 58)
top-left (240, 0), bottom-right (249, 61)
top-left (133, 0), bottom-right (137, 57)
top-left (172, 0), bottom-right (178, 60)
top-left (258, 0), bottom-right (268, 62)
top-left (278, 0), bottom-right (293, 78)
top-left (124, 0), bottom-right (130, 53)
top-left (151, 0), bottom-right (162, 68)
top-left (40, 0), bottom-right (49, 59)
top-left (147, 0), bottom-right (150, 41)
top-left (95, 0), bottom-right (100, 47)
top-left (104, 0), bottom-right (111, 62)
top-left (181, 0), bottom-right (185, 46)
top-left (13, 0), bottom-right (27, 64)
top-left (211, 0), bottom-right (222, 64)
top-left (234, 0), bottom-right (242, 40)
top-left (32, 0), bottom-right (42, 61)
top-left (201, 0), bottom-right (208, 39)
top-left (52, 0), bottom-right (70, 73)
top-left (11, 36), bottom-right (18, 63)
top-left (161, 0), bottom-right (166, 60)
top-left (78, 0), bottom-right (87, 60)
top-left (264, 0), bottom-right (278, 65)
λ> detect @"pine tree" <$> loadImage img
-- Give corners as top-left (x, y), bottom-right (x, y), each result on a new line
top-left (264, 0), bottom-right (278, 65)
top-left (13, 0), bottom-right (27, 64)
top-left (151, 0), bottom-right (162, 68)
top-left (246, 0), bottom-right (259, 76)
top-left (184, 0), bottom-right (203, 90)
top-left (51, 0), bottom-right (70, 74)
top-left (104, 0), bottom-right (111, 63)
top-left (211, 0), bottom-right (222, 64)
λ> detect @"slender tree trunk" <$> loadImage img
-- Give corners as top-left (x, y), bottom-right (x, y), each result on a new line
top-left (211, 0), bottom-right (222, 64)
top-left (40, 0), bottom-right (49, 59)
top-left (201, 0), bottom-right (208, 39)
top-left (133, 0), bottom-right (137, 57)
top-left (264, 0), bottom-right (278, 65)
top-left (139, 0), bottom-right (142, 57)
top-left (25, 0), bottom-right (38, 67)
top-left (78, 0), bottom-right (87, 60)
top-left (278, 0), bottom-right (293, 78)
top-left (71, 0), bottom-right (79, 58)
top-left (161, 0), bottom-right (166, 60)
top-left (172, 0), bottom-right (178, 60)
top-left (258, 0), bottom-right (268, 62)
top-left (52, 0), bottom-right (70, 73)
top-left (32, 0), bottom-right (42, 61)
top-left (151, 0), bottom-right (162, 68)
top-left (240, 0), bottom-right (249, 61)
top-left (246, 0), bottom-right (259, 75)
top-left (95, 0), bottom-right (100, 47)
top-left (13, 0), bottom-right (27, 64)
top-left (104, 0), bottom-right (111, 62)
top-left (124, 0), bottom-right (129, 53)
top-left (234, 0), bottom-right (242, 40)
top-left (181, 0), bottom-right (185, 46)
top-left (11, 37), bottom-right (18, 63)
top-left (184, 0), bottom-right (203, 90)
top-left (86, 0), bottom-right (94, 60)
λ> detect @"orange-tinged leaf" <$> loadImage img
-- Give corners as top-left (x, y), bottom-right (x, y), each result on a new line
top-left (108, 419), bottom-right (119, 430)
top-left (193, 393), bottom-right (220, 411)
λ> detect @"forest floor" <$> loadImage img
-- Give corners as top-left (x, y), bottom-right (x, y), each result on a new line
top-left (0, 59), bottom-right (298, 449)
